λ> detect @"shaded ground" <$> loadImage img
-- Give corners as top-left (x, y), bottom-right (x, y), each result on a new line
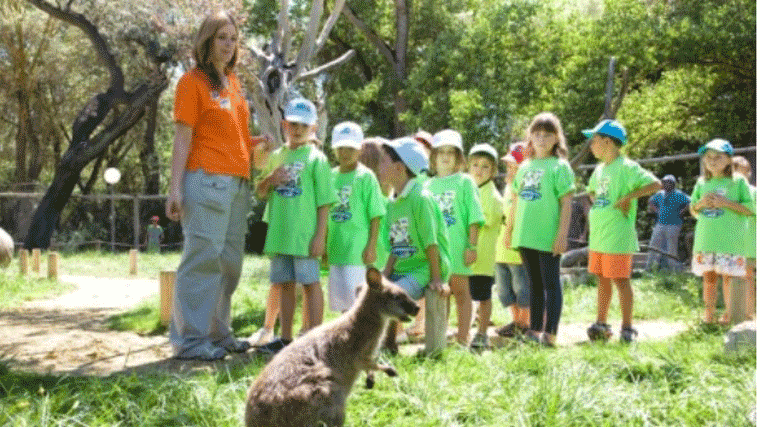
top-left (0, 275), bottom-right (689, 377)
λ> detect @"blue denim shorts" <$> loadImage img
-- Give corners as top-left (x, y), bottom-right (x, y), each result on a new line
top-left (269, 254), bottom-right (320, 284)
top-left (388, 273), bottom-right (424, 300)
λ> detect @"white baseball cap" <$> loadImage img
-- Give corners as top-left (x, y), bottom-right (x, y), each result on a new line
top-left (432, 129), bottom-right (464, 153)
top-left (385, 137), bottom-right (429, 176)
top-left (331, 121), bottom-right (364, 149)
top-left (469, 143), bottom-right (498, 162)
top-left (284, 98), bottom-right (317, 125)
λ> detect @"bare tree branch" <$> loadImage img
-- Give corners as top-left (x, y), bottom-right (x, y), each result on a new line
top-left (312, 0), bottom-right (346, 59)
top-left (394, 0), bottom-right (408, 80)
top-left (342, 5), bottom-right (395, 66)
top-left (294, 0), bottom-right (324, 77)
top-left (273, 0), bottom-right (290, 57)
top-left (27, 0), bottom-right (125, 96)
top-left (297, 49), bottom-right (355, 81)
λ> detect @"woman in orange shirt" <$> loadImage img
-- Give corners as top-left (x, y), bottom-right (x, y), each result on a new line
top-left (166, 11), bottom-right (268, 361)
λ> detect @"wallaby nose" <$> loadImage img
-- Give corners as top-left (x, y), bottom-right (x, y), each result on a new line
top-left (408, 301), bottom-right (420, 316)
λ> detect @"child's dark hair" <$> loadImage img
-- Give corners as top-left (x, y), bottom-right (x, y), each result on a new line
top-left (468, 152), bottom-right (497, 178)
top-left (526, 112), bottom-right (569, 158)
top-left (382, 144), bottom-right (416, 178)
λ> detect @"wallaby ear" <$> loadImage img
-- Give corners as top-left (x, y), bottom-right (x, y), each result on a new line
top-left (366, 267), bottom-right (383, 290)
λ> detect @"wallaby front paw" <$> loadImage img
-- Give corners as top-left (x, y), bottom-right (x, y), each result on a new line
top-left (382, 365), bottom-right (398, 377)
top-left (365, 373), bottom-right (375, 389)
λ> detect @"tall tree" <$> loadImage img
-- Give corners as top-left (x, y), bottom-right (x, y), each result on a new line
top-left (24, 0), bottom-right (171, 249)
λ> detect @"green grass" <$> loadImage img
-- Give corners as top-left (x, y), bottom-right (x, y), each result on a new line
top-left (0, 252), bottom-right (754, 426)
top-left (0, 269), bottom-right (75, 310)
top-left (0, 328), bottom-right (753, 426)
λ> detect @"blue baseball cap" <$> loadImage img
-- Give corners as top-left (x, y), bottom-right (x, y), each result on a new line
top-left (284, 98), bottom-right (317, 125)
top-left (582, 119), bottom-right (627, 145)
top-left (698, 138), bottom-right (734, 156)
top-left (385, 137), bottom-right (429, 176)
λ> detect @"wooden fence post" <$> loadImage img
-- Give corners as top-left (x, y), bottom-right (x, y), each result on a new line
top-left (31, 248), bottom-right (41, 274)
top-left (159, 271), bottom-right (176, 326)
top-left (129, 249), bottom-right (138, 276)
top-left (47, 252), bottom-right (59, 280)
top-left (19, 249), bottom-right (28, 275)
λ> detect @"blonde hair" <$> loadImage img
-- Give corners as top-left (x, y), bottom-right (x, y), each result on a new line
top-left (526, 112), bottom-right (568, 159)
top-left (429, 146), bottom-right (466, 175)
top-left (193, 11), bottom-right (239, 89)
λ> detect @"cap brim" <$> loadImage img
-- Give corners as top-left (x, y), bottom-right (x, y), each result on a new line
top-left (332, 140), bottom-right (361, 149)
top-left (285, 115), bottom-right (314, 125)
top-left (582, 130), bottom-right (595, 139)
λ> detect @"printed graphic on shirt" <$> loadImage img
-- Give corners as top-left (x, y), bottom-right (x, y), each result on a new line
top-left (702, 187), bottom-right (726, 218)
top-left (389, 217), bottom-right (417, 258)
top-left (331, 185), bottom-right (353, 222)
top-left (593, 176), bottom-right (612, 208)
top-left (432, 191), bottom-right (457, 226)
top-left (519, 169), bottom-right (544, 201)
top-left (275, 162), bottom-right (305, 197)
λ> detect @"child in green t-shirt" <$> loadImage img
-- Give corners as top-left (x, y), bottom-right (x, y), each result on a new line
top-left (689, 139), bottom-right (754, 324)
top-left (426, 129), bottom-right (484, 346)
top-left (732, 155), bottom-right (756, 321)
top-left (584, 119), bottom-right (661, 343)
top-left (326, 122), bottom-right (386, 312)
top-left (506, 112), bottom-right (575, 347)
top-left (466, 143), bottom-right (502, 350)
top-left (255, 98), bottom-right (337, 355)
top-left (377, 137), bottom-right (450, 355)
top-left (145, 216), bottom-right (163, 253)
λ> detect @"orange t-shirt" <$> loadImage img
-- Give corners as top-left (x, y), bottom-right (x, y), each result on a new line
top-left (174, 68), bottom-right (253, 178)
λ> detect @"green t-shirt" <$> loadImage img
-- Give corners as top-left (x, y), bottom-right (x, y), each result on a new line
top-left (263, 144), bottom-right (337, 256)
top-left (691, 176), bottom-right (754, 255)
top-left (587, 156), bottom-right (657, 254)
top-left (146, 225), bottom-right (163, 253)
top-left (471, 180), bottom-right (503, 276)
top-left (425, 173), bottom-right (485, 275)
top-left (374, 198), bottom-right (391, 270)
top-left (495, 186), bottom-right (522, 264)
top-left (511, 157), bottom-right (575, 252)
top-left (746, 184), bottom-right (756, 258)
top-left (327, 164), bottom-right (386, 265)
top-left (387, 179), bottom-right (451, 287)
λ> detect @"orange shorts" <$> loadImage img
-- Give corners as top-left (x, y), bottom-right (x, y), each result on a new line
top-left (588, 251), bottom-right (633, 279)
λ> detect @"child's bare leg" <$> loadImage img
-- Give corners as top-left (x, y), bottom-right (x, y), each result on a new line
top-left (449, 275), bottom-right (472, 345)
top-left (746, 263), bottom-right (756, 320)
top-left (596, 276), bottom-right (613, 323)
top-left (517, 306), bottom-right (530, 329)
top-left (719, 275), bottom-right (732, 324)
top-left (703, 271), bottom-right (718, 323)
top-left (299, 285), bottom-right (311, 332)
top-left (264, 285), bottom-right (280, 330)
top-left (477, 300), bottom-right (491, 335)
top-left (303, 282), bottom-right (324, 331)
top-left (279, 282), bottom-right (296, 340)
top-left (613, 278), bottom-right (633, 328)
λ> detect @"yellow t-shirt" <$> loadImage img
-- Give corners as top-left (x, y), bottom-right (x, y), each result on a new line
top-left (471, 180), bottom-right (503, 276)
top-left (495, 186), bottom-right (523, 264)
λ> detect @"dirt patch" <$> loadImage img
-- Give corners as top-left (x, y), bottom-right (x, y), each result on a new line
top-left (0, 275), bottom-right (690, 377)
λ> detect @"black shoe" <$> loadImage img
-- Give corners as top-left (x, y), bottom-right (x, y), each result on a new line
top-left (256, 337), bottom-right (292, 355)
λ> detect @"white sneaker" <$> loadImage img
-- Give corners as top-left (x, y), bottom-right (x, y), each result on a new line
top-left (249, 328), bottom-right (274, 346)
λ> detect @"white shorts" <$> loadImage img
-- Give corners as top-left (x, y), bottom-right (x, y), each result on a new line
top-left (691, 252), bottom-right (747, 277)
top-left (328, 265), bottom-right (367, 312)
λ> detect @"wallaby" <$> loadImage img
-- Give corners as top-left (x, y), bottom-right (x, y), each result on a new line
top-left (245, 267), bottom-right (419, 427)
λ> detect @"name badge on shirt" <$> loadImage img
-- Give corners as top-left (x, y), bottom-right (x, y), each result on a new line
top-left (211, 90), bottom-right (232, 110)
